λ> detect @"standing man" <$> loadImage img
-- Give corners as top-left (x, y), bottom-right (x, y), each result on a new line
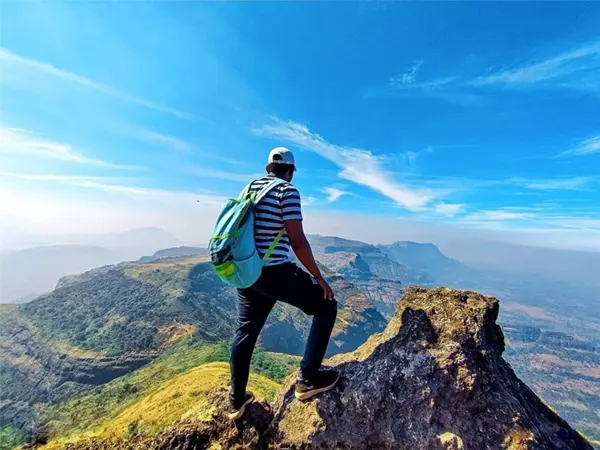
top-left (227, 146), bottom-right (339, 420)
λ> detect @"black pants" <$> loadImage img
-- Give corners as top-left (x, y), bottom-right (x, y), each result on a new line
top-left (229, 262), bottom-right (338, 406)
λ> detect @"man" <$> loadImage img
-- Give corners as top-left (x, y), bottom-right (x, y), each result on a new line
top-left (227, 146), bottom-right (339, 420)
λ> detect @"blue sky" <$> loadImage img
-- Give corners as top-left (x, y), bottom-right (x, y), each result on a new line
top-left (1, 1), bottom-right (600, 252)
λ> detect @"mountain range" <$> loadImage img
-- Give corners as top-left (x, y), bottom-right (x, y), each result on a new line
top-left (0, 228), bottom-right (183, 304)
top-left (1, 232), bottom-right (599, 449)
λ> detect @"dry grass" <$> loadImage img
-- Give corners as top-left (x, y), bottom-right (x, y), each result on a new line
top-left (156, 323), bottom-right (197, 350)
top-left (40, 362), bottom-right (279, 448)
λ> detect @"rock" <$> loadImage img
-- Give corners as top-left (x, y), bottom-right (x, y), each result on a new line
top-left (266, 286), bottom-right (592, 449)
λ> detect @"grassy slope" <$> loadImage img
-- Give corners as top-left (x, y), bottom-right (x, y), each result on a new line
top-left (40, 362), bottom-right (278, 449)
top-left (40, 338), bottom-right (299, 446)
top-left (0, 427), bottom-right (27, 450)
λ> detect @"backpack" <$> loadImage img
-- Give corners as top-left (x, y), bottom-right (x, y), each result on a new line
top-left (208, 177), bottom-right (287, 288)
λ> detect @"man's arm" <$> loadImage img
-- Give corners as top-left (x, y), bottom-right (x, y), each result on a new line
top-left (285, 219), bottom-right (334, 301)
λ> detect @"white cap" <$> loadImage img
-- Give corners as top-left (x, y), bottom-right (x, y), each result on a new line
top-left (268, 146), bottom-right (296, 167)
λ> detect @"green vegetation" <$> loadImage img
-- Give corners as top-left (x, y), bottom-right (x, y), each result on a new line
top-left (0, 425), bottom-right (27, 450)
top-left (2, 255), bottom-right (383, 450)
top-left (41, 338), bottom-right (299, 443)
top-left (40, 362), bottom-right (280, 449)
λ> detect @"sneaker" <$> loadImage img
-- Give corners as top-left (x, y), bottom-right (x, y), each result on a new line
top-left (227, 391), bottom-right (254, 420)
top-left (294, 369), bottom-right (339, 401)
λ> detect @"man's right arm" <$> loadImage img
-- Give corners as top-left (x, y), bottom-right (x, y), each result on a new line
top-left (285, 219), bottom-right (334, 301)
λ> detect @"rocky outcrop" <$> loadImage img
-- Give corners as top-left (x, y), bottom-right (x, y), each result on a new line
top-left (267, 287), bottom-right (591, 449)
top-left (57, 287), bottom-right (592, 450)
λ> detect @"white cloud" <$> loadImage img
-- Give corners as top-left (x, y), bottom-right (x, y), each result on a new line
top-left (367, 75), bottom-right (482, 106)
top-left (372, 40), bottom-right (600, 105)
top-left (0, 47), bottom-right (197, 120)
top-left (521, 176), bottom-right (591, 191)
top-left (506, 176), bottom-right (593, 191)
top-left (389, 60), bottom-right (424, 85)
top-left (559, 136), bottom-right (600, 157)
top-left (463, 209), bottom-right (535, 221)
top-left (0, 125), bottom-right (141, 170)
top-left (253, 118), bottom-right (440, 210)
top-left (434, 203), bottom-right (464, 216)
top-left (322, 187), bottom-right (350, 203)
top-left (0, 173), bottom-right (226, 242)
top-left (1, 171), bottom-right (219, 203)
top-left (304, 196), bottom-right (317, 206)
top-left (122, 125), bottom-right (194, 152)
top-left (191, 168), bottom-right (263, 183)
top-left (472, 41), bottom-right (600, 87)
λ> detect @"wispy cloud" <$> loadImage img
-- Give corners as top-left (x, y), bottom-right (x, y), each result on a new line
top-left (463, 209), bottom-right (535, 221)
top-left (191, 168), bottom-right (262, 183)
top-left (2, 171), bottom-right (220, 204)
top-left (366, 75), bottom-right (482, 107)
top-left (253, 118), bottom-right (441, 210)
top-left (120, 125), bottom-right (194, 152)
top-left (304, 196), bottom-right (317, 206)
top-left (559, 136), bottom-right (600, 157)
top-left (322, 187), bottom-right (350, 203)
top-left (0, 47), bottom-right (198, 121)
top-left (434, 203), bottom-right (464, 217)
top-left (370, 40), bottom-right (600, 105)
top-left (472, 41), bottom-right (600, 88)
top-left (510, 176), bottom-right (592, 191)
top-left (0, 125), bottom-right (141, 170)
top-left (389, 60), bottom-right (424, 86)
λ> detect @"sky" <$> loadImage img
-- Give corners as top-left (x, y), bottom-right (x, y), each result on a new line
top-left (2, 1), bottom-right (600, 255)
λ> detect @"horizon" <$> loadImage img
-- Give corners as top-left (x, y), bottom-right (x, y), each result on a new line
top-left (2, 2), bottom-right (600, 256)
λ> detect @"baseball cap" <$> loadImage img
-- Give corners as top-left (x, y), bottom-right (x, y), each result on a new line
top-left (268, 147), bottom-right (296, 169)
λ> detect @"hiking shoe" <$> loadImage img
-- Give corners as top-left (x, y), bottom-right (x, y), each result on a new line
top-left (227, 391), bottom-right (254, 420)
top-left (295, 369), bottom-right (339, 401)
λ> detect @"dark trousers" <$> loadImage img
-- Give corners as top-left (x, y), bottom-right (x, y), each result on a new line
top-left (229, 262), bottom-right (338, 405)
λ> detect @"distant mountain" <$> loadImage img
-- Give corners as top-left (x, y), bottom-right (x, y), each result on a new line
top-left (0, 245), bottom-right (119, 304)
top-left (1, 254), bottom-right (385, 442)
top-left (0, 229), bottom-right (184, 304)
top-left (314, 252), bottom-right (404, 319)
top-left (57, 227), bottom-right (182, 254)
top-left (308, 235), bottom-right (432, 284)
top-left (378, 240), bottom-right (467, 283)
top-left (138, 246), bottom-right (206, 263)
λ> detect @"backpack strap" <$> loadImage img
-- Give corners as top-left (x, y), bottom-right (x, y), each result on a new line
top-left (253, 177), bottom-right (287, 204)
top-left (252, 177), bottom-right (288, 262)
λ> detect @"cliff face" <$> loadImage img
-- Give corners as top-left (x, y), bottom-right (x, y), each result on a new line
top-left (55, 287), bottom-right (593, 450)
top-left (268, 287), bottom-right (591, 449)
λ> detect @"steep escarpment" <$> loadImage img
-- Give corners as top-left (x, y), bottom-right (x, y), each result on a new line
top-left (313, 251), bottom-right (405, 319)
top-left (50, 287), bottom-right (592, 450)
top-left (309, 235), bottom-right (432, 284)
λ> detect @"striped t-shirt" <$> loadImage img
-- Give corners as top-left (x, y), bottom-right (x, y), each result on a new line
top-left (248, 176), bottom-right (303, 266)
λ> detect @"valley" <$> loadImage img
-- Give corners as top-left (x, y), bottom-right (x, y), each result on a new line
top-left (1, 235), bottom-right (599, 449)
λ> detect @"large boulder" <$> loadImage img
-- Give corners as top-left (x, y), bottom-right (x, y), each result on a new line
top-left (267, 286), bottom-right (592, 449)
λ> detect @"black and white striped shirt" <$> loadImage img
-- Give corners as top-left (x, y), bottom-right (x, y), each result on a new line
top-left (249, 176), bottom-right (302, 266)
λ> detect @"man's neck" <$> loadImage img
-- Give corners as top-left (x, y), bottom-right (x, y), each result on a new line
top-left (267, 173), bottom-right (284, 180)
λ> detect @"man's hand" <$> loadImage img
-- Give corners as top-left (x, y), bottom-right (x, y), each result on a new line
top-left (285, 219), bottom-right (334, 301)
top-left (316, 276), bottom-right (335, 301)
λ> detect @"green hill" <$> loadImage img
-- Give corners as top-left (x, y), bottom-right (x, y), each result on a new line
top-left (37, 339), bottom-right (298, 446)
top-left (1, 255), bottom-right (386, 448)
